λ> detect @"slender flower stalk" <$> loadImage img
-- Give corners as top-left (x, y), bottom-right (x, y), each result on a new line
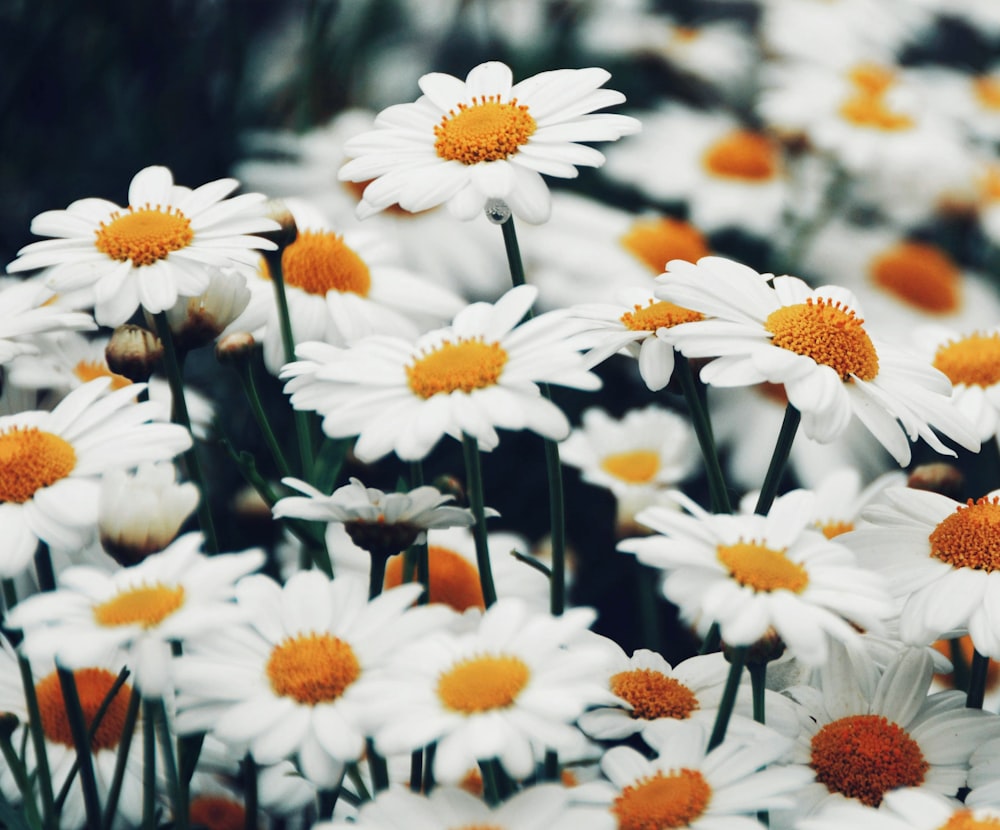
top-left (56, 668), bottom-right (102, 829)
top-left (462, 433), bottom-right (497, 608)
top-left (0, 723), bottom-right (42, 829)
top-left (968, 650), bottom-right (991, 709)
top-left (754, 404), bottom-right (801, 515)
top-left (33, 542), bottom-right (55, 593)
top-left (18, 657), bottom-right (55, 827)
top-left (142, 698), bottom-right (156, 830)
top-left (152, 698), bottom-right (185, 830)
top-left (707, 646), bottom-right (747, 750)
top-left (243, 754), bottom-right (258, 830)
top-left (103, 687), bottom-right (141, 830)
top-left (231, 350), bottom-right (293, 479)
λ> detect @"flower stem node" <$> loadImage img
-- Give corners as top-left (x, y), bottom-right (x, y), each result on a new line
top-left (215, 332), bottom-right (258, 366)
top-left (0, 711), bottom-right (18, 741)
top-left (907, 463), bottom-right (965, 499)
top-left (105, 324), bottom-right (163, 383)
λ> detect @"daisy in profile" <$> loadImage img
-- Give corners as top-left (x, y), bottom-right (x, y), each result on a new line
top-left (587, 719), bottom-right (811, 830)
top-left (0, 278), bottom-right (94, 365)
top-left (368, 597), bottom-right (615, 783)
top-left (338, 61), bottom-right (640, 224)
top-left (173, 572), bottom-right (450, 786)
top-left (281, 284), bottom-right (601, 462)
top-left (783, 647), bottom-right (1000, 814)
top-left (0, 378), bottom-right (192, 577)
top-left (839, 485), bottom-right (1000, 655)
top-left (658, 256), bottom-right (980, 465)
top-left (7, 165), bottom-right (279, 326)
top-left (619, 489), bottom-right (894, 665)
top-left (7, 532), bottom-right (264, 695)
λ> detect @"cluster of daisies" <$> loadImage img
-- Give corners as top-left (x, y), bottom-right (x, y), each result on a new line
top-left (2, 2), bottom-right (1000, 829)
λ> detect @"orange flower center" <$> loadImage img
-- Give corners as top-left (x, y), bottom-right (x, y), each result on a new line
top-left (811, 714), bottom-right (927, 807)
top-left (188, 795), bottom-right (246, 830)
top-left (848, 64), bottom-right (897, 97)
top-left (0, 427), bottom-right (77, 503)
top-left (94, 205), bottom-right (194, 266)
top-left (406, 338), bottom-right (508, 398)
top-left (839, 66), bottom-right (913, 131)
top-left (939, 811), bottom-right (1000, 830)
top-left (434, 95), bottom-right (537, 165)
top-left (610, 669), bottom-right (699, 720)
top-left (934, 333), bottom-right (1000, 388)
top-left (266, 633), bottom-right (361, 705)
top-left (765, 297), bottom-right (880, 381)
top-left (384, 545), bottom-right (484, 612)
top-left (601, 450), bottom-right (661, 484)
top-left (620, 299), bottom-right (703, 332)
top-left (816, 519), bottom-right (854, 539)
top-left (73, 360), bottom-right (133, 391)
top-left (35, 668), bottom-right (131, 752)
top-left (93, 583), bottom-right (186, 629)
top-left (620, 218), bottom-right (711, 274)
top-left (612, 769), bottom-right (712, 830)
top-left (437, 654), bottom-right (531, 713)
top-left (930, 497), bottom-right (1000, 571)
top-left (974, 77), bottom-right (1000, 111)
top-left (276, 231), bottom-right (372, 297)
top-left (701, 130), bottom-right (779, 181)
top-left (716, 540), bottom-right (809, 593)
top-left (868, 242), bottom-right (961, 314)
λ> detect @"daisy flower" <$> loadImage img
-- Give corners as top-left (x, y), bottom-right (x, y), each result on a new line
top-left (839, 485), bottom-right (1000, 656)
top-left (619, 489), bottom-right (894, 666)
top-left (0, 378), bottom-right (192, 577)
top-left (0, 278), bottom-right (95, 365)
top-left (7, 165), bottom-right (279, 326)
top-left (172, 572), bottom-right (450, 786)
top-left (7, 532), bottom-right (264, 695)
top-left (658, 256), bottom-right (980, 465)
top-left (797, 787), bottom-right (994, 830)
top-left (156, 266), bottom-right (251, 352)
top-left (783, 646), bottom-right (1000, 813)
top-left (368, 597), bottom-right (616, 783)
top-left (601, 104), bottom-right (789, 237)
top-left (801, 467), bottom-right (905, 540)
top-left (281, 284), bottom-right (601, 462)
top-left (589, 719), bottom-right (812, 830)
top-left (338, 61), bottom-right (640, 224)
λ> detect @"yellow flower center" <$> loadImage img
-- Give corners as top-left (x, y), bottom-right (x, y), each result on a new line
top-left (930, 497), bottom-right (1000, 571)
top-left (276, 231), bottom-right (372, 297)
top-left (816, 519), bottom-right (854, 539)
top-left (384, 545), bottom-right (484, 612)
top-left (701, 130), bottom-right (779, 181)
top-left (610, 669), bottom-right (699, 720)
top-left (0, 427), bottom-right (77, 504)
top-left (716, 540), bottom-right (809, 593)
top-left (266, 633), bottom-right (361, 705)
top-left (764, 297), bottom-right (880, 381)
top-left (188, 795), bottom-right (246, 830)
top-left (406, 338), bottom-right (508, 399)
top-left (620, 218), bottom-right (711, 275)
top-left (73, 360), bottom-right (133, 391)
top-left (974, 77), bottom-right (1000, 111)
top-left (612, 769), bottom-right (712, 830)
top-left (839, 92), bottom-right (914, 131)
top-left (981, 166), bottom-right (1000, 204)
top-left (92, 583), bottom-right (186, 629)
top-left (848, 63), bottom-right (897, 96)
top-left (437, 654), bottom-right (531, 713)
top-left (934, 333), bottom-right (1000, 388)
top-left (868, 242), bottom-right (960, 314)
top-left (811, 714), bottom-right (928, 807)
top-left (939, 812), bottom-right (1000, 830)
top-left (35, 668), bottom-right (132, 752)
top-left (620, 299), bottom-right (703, 332)
top-left (94, 205), bottom-right (194, 267)
top-left (601, 450), bottom-right (661, 484)
top-left (434, 95), bottom-right (537, 165)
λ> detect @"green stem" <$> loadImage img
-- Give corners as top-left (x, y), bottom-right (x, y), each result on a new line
top-left (234, 357), bottom-right (293, 479)
top-left (636, 564), bottom-right (663, 654)
top-left (674, 355), bottom-right (731, 514)
top-left (754, 405), bottom-right (801, 516)
top-left (152, 699), bottom-right (184, 830)
top-left (33, 543), bottom-right (55, 593)
top-left (968, 649), bottom-right (991, 709)
top-left (409, 750), bottom-right (423, 792)
top-left (17, 658), bottom-right (55, 827)
top-left (951, 638), bottom-right (971, 694)
top-left (366, 739), bottom-right (389, 793)
top-left (403, 463), bottom-right (429, 603)
top-left (708, 646), bottom-right (748, 751)
top-left (102, 687), bottom-right (141, 830)
top-left (500, 217), bottom-right (526, 288)
top-left (423, 744), bottom-right (436, 795)
top-left (462, 433), bottom-right (497, 607)
top-left (748, 662), bottom-right (767, 725)
top-left (368, 555), bottom-right (387, 601)
top-left (142, 698), bottom-right (156, 830)
top-left (243, 754), bottom-right (257, 830)
top-left (479, 760), bottom-right (501, 806)
top-left (699, 622), bottom-right (721, 655)
top-left (55, 669), bottom-right (101, 829)
top-left (345, 763), bottom-right (370, 803)
top-left (0, 729), bottom-right (42, 829)
top-left (152, 312), bottom-right (219, 554)
top-left (2, 578), bottom-right (17, 616)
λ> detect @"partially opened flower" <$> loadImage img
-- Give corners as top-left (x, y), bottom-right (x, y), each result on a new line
top-left (281, 285), bottom-right (601, 462)
top-left (339, 61), bottom-right (640, 224)
top-left (7, 165), bottom-right (279, 326)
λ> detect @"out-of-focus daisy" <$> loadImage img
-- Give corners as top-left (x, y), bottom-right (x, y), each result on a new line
top-left (620, 489), bottom-right (894, 665)
top-left (282, 284), bottom-right (601, 462)
top-left (0, 378), bottom-right (192, 577)
top-left (798, 786), bottom-right (997, 830)
top-left (913, 64), bottom-right (1000, 144)
top-left (587, 719), bottom-right (811, 830)
top-left (7, 165), bottom-right (279, 326)
top-left (602, 104), bottom-right (788, 237)
top-left (784, 647), bottom-right (999, 813)
top-left (658, 256), bottom-right (980, 465)
top-left (369, 597), bottom-right (615, 783)
top-left (839, 486), bottom-right (1000, 655)
top-left (801, 220), bottom-right (1000, 341)
top-left (233, 200), bottom-right (465, 373)
top-left (561, 406), bottom-right (698, 533)
top-left (321, 783), bottom-right (613, 830)
top-left (802, 467), bottom-right (905, 540)
top-left (173, 572), bottom-right (450, 786)
top-left (338, 61), bottom-right (640, 224)
top-left (0, 278), bottom-right (94, 365)
top-left (8, 533), bottom-right (264, 695)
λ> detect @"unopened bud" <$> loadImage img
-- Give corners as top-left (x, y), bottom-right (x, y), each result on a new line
top-left (216, 332), bottom-right (257, 365)
top-left (258, 199), bottom-right (299, 250)
top-left (105, 324), bottom-right (162, 383)
top-left (908, 463), bottom-right (964, 499)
